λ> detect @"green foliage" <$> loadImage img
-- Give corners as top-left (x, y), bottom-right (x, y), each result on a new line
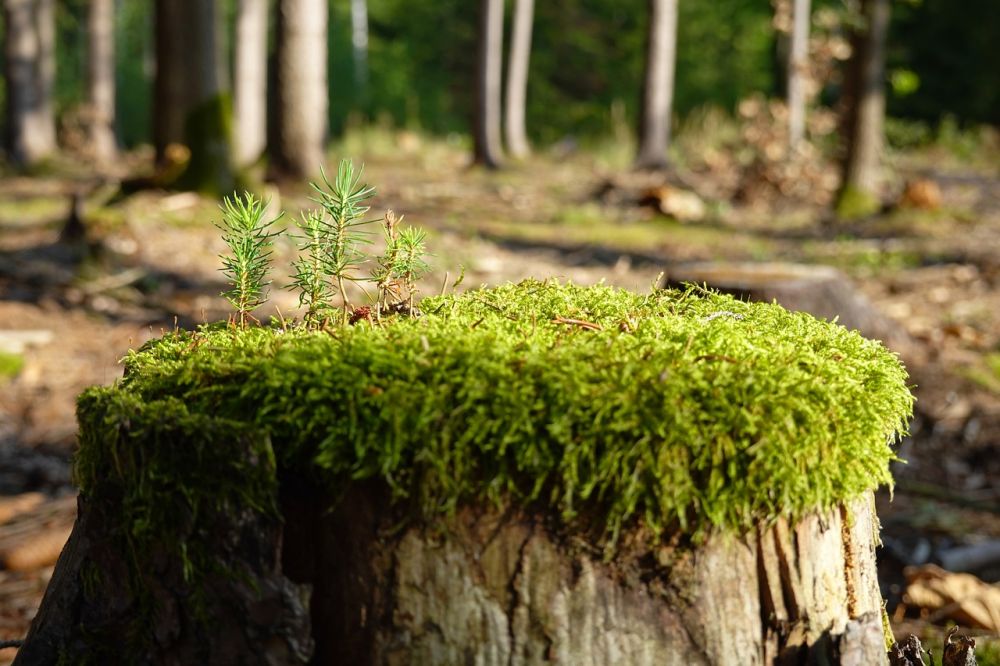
top-left (215, 192), bottom-right (280, 327)
top-left (80, 281), bottom-right (914, 551)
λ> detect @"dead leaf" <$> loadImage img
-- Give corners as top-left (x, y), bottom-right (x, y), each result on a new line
top-left (904, 564), bottom-right (1000, 631)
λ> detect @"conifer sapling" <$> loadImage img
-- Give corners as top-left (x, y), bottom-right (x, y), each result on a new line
top-left (216, 193), bottom-right (281, 327)
top-left (309, 159), bottom-right (376, 324)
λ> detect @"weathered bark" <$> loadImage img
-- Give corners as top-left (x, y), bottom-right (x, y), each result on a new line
top-left (270, 0), bottom-right (328, 180)
top-left (837, 0), bottom-right (891, 218)
top-left (283, 483), bottom-right (889, 664)
top-left (18, 475), bottom-right (890, 664)
top-left (662, 261), bottom-right (917, 359)
top-left (504, 0), bottom-right (534, 160)
top-left (87, 0), bottom-right (117, 163)
top-left (473, 0), bottom-right (504, 169)
top-left (3, 0), bottom-right (57, 166)
top-left (787, 0), bottom-right (811, 150)
top-left (635, 0), bottom-right (679, 170)
top-left (234, 0), bottom-right (268, 167)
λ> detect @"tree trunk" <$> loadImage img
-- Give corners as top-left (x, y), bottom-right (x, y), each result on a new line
top-left (284, 483), bottom-right (892, 664)
top-left (270, 0), bottom-right (328, 180)
top-left (234, 0), bottom-right (268, 167)
top-left (786, 0), bottom-right (810, 151)
top-left (473, 0), bottom-right (504, 169)
top-left (18, 475), bottom-right (890, 665)
top-left (836, 0), bottom-right (890, 218)
top-left (504, 0), bottom-right (533, 160)
top-left (13, 481), bottom-right (313, 664)
top-left (153, 0), bottom-right (191, 165)
top-left (87, 0), bottom-right (117, 164)
top-left (635, 0), bottom-right (679, 170)
top-left (3, 0), bottom-right (57, 166)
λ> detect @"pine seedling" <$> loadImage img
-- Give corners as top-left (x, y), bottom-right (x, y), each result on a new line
top-left (216, 192), bottom-right (281, 328)
top-left (371, 209), bottom-right (430, 319)
top-left (288, 210), bottom-right (333, 325)
top-left (395, 226), bottom-right (430, 314)
top-left (309, 159), bottom-right (376, 324)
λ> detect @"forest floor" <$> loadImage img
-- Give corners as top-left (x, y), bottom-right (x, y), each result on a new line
top-left (1, 132), bottom-right (999, 660)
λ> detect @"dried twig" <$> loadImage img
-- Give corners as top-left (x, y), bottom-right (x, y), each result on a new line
top-left (551, 317), bottom-right (602, 331)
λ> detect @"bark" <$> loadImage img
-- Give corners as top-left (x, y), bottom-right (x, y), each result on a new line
top-left (837, 0), bottom-right (891, 217)
top-left (504, 0), bottom-right (534, 160)
top-left (3, 0), bottom-right (57, 166)
top-left (271, 0), bottom-right (328, 180)
top-left (234, 0), bottom-right (268, 167)
top-left (635, 0), bottom-right (678, 170)
top-left (87, 0), bottom-right (117, 163)
top-left (17, 475), bottom-right (890, 664)
top-left (473, 0), bottom-right (504, 169)
top-left (662, 261), bottom-right (918, 360)
top-left (285, 483), bottom-right (889, 664)
top-left (787, 0), bottom-right (811, 150)
top-left (153, 0), bottom-right (191, 165)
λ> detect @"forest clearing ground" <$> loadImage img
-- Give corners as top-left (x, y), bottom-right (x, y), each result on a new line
top-left (1, 143), bottom-right (999, 659)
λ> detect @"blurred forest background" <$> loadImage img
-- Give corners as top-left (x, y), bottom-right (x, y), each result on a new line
top-left (1, 0), bottom-right (1000, 662)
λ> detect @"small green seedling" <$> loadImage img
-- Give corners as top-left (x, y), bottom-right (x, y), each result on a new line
top-left (215, 159), bottom-right (432, 328)
top-left (372, 210), bottom-right (430, 320)
top-left (308, 159), bottom-right (376, 325)
top-left (289, 210), bottom-right (335, 324)
top-left (215, 192), bottom-right (281, 328)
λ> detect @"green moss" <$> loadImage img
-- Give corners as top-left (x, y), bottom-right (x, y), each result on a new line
top-left (176, 94), bottom-right (237, 196)
top-left (0, 351), bottom-right (24, 379)
top-left (77, 280), bottom-right (913, 549)
top-left (836, 184), bottom-right (881, 220)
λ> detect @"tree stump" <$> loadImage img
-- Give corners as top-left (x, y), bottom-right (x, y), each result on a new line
top-left (663, 261), bottom-right (916, 359)
top-left (14, 281), bottom-right (913, 665)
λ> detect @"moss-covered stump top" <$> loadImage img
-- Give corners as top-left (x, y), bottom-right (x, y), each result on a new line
top-left (76, 280), bottom-right (913, 543)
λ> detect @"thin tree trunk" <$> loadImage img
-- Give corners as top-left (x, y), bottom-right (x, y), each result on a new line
top-left (787, 0), bottom-right (810, 150)
top-left (473, 0), bottom-right (504, 169)
top-left (36, 0), bottom-right (56, 153)
top-left (635, 0), bottom-right (678, 170)
top-left (234, 0), bottom-right (268, 167)
top-left (3, 0), bottom-right (57, 166)
top-left (504, 0), bottom-right (533, 160)
top-left (271, 0), bottom-right (328, 180)
top-left (87, 0), bottom-right (117, 163)
top-left (153, 0), bottom-right (191, 165)
top-left (350, 0), bottom-right (368, 102)
top-left (837, 0), bottom-right (890, 217)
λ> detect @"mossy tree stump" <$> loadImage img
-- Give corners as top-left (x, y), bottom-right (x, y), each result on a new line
top-left (15, 281), bottom-right (913, 665)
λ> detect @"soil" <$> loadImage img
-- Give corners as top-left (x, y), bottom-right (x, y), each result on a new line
top-left (1, 140), bottom-right (998, 660)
